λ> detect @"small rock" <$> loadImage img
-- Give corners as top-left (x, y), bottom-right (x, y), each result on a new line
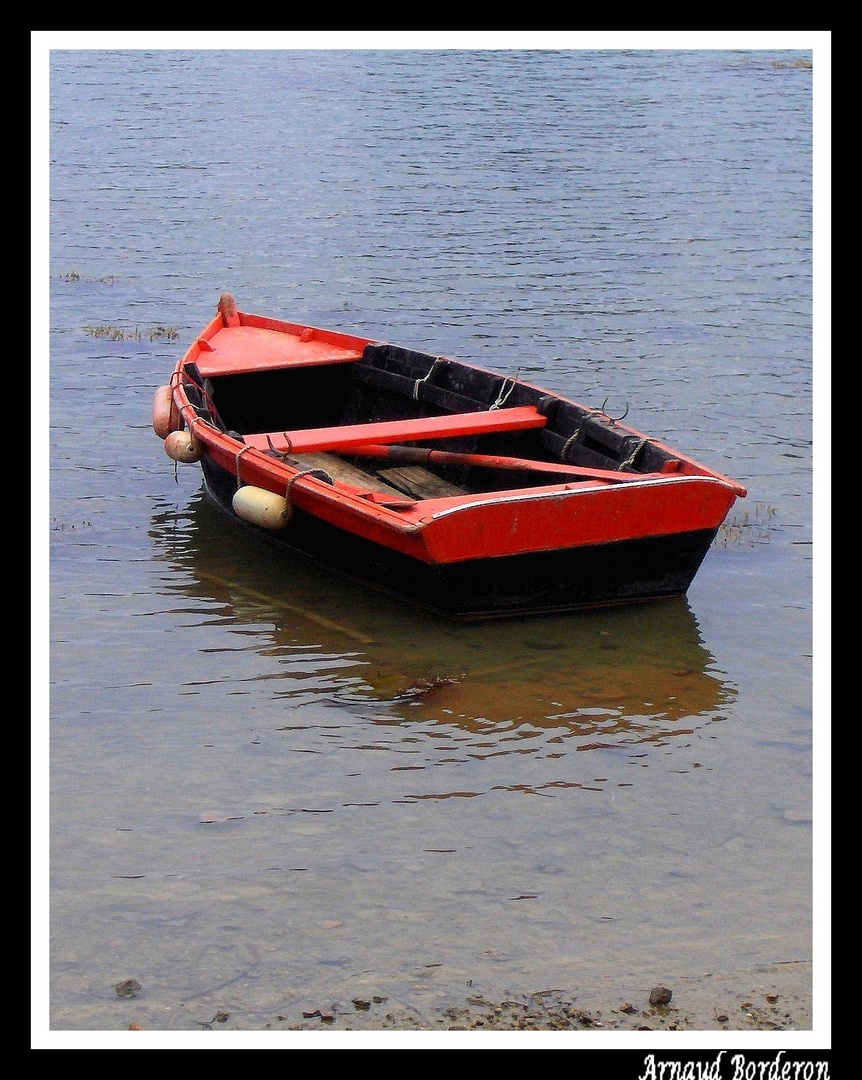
top-left (114, 978), bottom-right (141, 999)
top-left (649, 985), bottom-right (672, 1006)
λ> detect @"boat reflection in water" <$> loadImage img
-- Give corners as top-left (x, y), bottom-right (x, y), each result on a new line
top-left (150, 489), bottom-right (736, 751)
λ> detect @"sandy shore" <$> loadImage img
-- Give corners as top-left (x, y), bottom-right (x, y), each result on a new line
top-left (45, 959), bottom-right (818, 1043)
top-left (253, 960), bottom-right (815, 1034)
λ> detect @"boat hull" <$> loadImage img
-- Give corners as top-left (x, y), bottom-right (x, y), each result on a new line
top-left (200, 455), bottom-right (718, 619)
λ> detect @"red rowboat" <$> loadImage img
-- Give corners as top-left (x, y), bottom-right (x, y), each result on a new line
top-left (153, 293), bottom-right (746, 619)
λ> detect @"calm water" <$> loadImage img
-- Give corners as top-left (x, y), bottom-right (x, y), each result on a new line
top-left (42, 47), bottom-right (819, 1041)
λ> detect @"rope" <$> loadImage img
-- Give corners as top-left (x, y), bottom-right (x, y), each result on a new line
top-left (413, 357), bottom-right (443, 400)
top-left (181, 370), bottom-right (217, 420)
top-left (234, 445), bottom-right (254, 488)
top-left (561, 409), bottom-right (603, 460)
top-left (287, 465), bottom-right (333, 496)
top-left (260, 435), bottom-right (334, 492)
top-left (489, 369), bottom-right (520, 410)
top-left (618, 437), bottom-right (649, 471)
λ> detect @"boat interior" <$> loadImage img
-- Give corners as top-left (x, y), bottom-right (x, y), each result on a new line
top-left (181, 342), bottom-right (686, 501)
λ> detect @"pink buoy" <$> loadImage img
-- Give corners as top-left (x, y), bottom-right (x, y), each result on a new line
top-left (164, 429), bottom-right (202, 463)
top-left (152, 384), bottom-right (179, 438)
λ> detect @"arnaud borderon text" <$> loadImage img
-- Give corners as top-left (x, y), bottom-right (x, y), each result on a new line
top-left (639, 1053), bottom-right (830, 1080)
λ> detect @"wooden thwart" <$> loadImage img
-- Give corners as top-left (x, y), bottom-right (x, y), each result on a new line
top-left (242, 405), bottom-right (547, 454)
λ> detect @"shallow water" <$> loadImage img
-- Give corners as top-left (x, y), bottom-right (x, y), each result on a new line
top-left (42, 45), bottom-right (819, 1041)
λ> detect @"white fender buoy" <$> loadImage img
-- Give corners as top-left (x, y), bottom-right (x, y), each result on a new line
top-left (164, 429), bottom-right (202, 463)
top-left (152, 384), bottom-right (179, 438)
top-left (232, 485), bottom-right (292, 530)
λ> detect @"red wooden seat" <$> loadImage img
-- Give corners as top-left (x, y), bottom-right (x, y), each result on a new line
top-left (242, 405), bottom-right (547, 454)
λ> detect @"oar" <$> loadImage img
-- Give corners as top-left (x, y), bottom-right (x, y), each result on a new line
top-left (329, 443), bottom-right (665, 484)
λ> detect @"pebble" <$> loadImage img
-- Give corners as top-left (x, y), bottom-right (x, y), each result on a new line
top-left (114, 978), bottom-right (141, 999)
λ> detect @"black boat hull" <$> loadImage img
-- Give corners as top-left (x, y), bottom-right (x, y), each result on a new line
top-left (200, 457), bottom-right (717, 620)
